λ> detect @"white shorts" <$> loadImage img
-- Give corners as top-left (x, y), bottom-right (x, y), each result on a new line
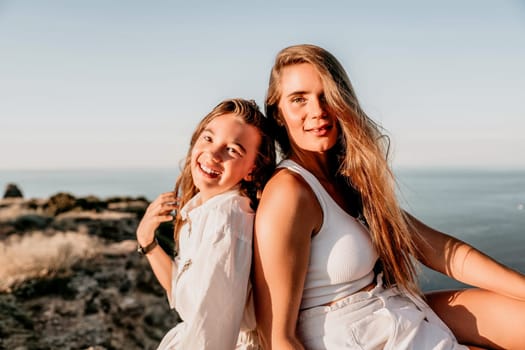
top-left (296, 275), bottom-right (468, 350)
top-left (157, 322), bottom-right (259, 349)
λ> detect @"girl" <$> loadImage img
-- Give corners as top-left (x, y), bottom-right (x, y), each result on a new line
top-left (253, 44), bottom-right (525, 349)
top-left (136, 99), bottom-right (275, 349)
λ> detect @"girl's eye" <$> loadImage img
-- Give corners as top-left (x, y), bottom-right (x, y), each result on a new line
top-left (203, 135), bottom-right (212, 142)
top-left (227, 147), bottom-right (241, 156)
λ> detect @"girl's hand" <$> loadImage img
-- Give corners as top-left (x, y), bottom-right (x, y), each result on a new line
top-left (136, 192), bottom-right (178, 247)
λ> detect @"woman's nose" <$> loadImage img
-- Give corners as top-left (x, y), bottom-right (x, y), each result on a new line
top-left (310, 98), bottom-right (326, 119)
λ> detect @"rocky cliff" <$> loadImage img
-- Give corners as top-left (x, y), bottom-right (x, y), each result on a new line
top-left (0, 188), bottom-right (179, 350)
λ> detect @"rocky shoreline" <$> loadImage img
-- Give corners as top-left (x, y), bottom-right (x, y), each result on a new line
top-left (0, 186), bottom-right (179, 350)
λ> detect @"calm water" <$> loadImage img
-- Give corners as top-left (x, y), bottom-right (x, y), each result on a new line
top-left (0, 168), bottom-right (179, 201)
top-left (396, 169), bottom-right (525, 290)
top-left (1, 168), bottom-right (524, 291)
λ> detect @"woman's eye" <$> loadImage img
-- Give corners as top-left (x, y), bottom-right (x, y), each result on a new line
top-left (292, 96), bottom-right (306, 103)
top-left (203, 135), bottom-right (212, 142)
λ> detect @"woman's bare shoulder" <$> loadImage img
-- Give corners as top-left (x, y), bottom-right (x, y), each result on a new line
top-left (262, 168), bottom-right (315, 201)
top-left (257, 168), bottom-right (322, 233)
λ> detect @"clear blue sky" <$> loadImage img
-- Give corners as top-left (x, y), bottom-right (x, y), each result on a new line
top-left (1, 0), bottom-right (524, 170)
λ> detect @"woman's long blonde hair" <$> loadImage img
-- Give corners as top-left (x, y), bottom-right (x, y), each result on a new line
top-left (266, 44), bottom-right (420, 294)
top-left (173, 98), bottom-right (276, 249)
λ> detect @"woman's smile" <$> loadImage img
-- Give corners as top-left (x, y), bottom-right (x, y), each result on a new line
top-left (305, 123), bottom-right (333, 136)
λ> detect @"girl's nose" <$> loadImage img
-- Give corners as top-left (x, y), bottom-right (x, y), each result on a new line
top-left (208, 146), bottom-right (223, 162)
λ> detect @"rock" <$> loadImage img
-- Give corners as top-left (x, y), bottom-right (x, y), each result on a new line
top-left (13, 275), bottom-right (76, 300)
top-left (107, 198), bottom-right (149, 217)
top-left (0, 295), bottom-right (34, 330)
top-left (52, 216), bottom-right (138, 242)
top-left (0, 192), bottom-right (181, 349)
top-left (3, 183), bottom-right (23, 198)
top-left (0, 248), bottom-right (179, 350)
top-left (75, 196), bottom-right (108, 212)
top-left (14, 214), bottom-right (53, 231)
top-left (44, 192), bottom-right (77, 216)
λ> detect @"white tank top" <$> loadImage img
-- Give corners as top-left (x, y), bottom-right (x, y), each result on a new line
top-left (278, 160), bottom-right (379, 309)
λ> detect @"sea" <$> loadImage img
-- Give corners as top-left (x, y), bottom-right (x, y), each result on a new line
top-left (1, 168), bottom-right (524, 292)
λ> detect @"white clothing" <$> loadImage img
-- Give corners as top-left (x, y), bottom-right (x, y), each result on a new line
top-left (278, 160), bottom-right (378, 309)
top-left (297, 274), bottom-right (468, 350)
top-left (157, 189), bottom-right (259, 350)
top-left (279, 160), bottom-right (466, 349)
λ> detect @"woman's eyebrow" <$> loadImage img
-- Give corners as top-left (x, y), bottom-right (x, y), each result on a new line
top-left (284, 90), bottom-right (308, 98)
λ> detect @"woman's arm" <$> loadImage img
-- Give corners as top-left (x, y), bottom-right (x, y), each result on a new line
top-left (253, 171), bottom-right (322, 350)
top-left (407, 212), bottom-right (525, 300)
top-left (407, 213), bottom-right (525, 349)
top-left (136, 192), bottom-right (177, 293)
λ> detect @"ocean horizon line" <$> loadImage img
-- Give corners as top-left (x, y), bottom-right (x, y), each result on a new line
top-left (1, 165), bottom-right (525, 172)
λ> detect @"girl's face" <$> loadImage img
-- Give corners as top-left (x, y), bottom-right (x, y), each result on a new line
top-left (191, 113), bottom-right (261, 203)
top-left (277, 63), bottom-right (338, 155)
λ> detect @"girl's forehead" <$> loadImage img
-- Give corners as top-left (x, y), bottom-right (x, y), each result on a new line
top-left (205, 113), bottom-right (260, 139)
top-left (206, 113), bottom-right (246, 127)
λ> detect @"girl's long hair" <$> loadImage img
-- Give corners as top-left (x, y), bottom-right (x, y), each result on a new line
top-left (172, 98), bottom-right (276, 249)
top-left (266, 44), bottom-right (421, 295)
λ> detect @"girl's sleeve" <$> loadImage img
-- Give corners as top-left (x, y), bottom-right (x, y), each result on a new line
top-left (180, 206), bottom-right (254, 350)
top-left (166, 256), bottom-right (179, 309)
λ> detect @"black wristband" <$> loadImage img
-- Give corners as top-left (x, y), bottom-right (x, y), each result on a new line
top-left (137, 237), bottom-right (158, 256)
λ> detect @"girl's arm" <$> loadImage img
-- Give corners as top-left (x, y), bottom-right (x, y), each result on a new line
top-left (178, 199), bottom-right (255, 349)
top-left (136, 192), bottom-right (177, 293)
top-left (407, 212), bottom-right (525, 300)
top-left (253, 171), bottom-right (322, 350)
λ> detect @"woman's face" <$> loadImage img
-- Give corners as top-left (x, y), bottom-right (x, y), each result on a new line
top-left (277, 63), bottom-right (338, 155)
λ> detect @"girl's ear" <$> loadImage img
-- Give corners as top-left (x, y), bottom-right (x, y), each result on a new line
top-left (243, 167), bottom-right (255, 182)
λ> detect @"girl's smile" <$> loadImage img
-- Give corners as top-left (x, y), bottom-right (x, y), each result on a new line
top-left (191, 113), bottom-right (261, 203)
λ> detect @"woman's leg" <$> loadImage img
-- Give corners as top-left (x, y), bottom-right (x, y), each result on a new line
top-left (425, 288), bottom-right (525, 350)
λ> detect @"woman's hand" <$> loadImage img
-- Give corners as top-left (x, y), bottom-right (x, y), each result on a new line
top-left (136, 192), bottom-right (178, 247)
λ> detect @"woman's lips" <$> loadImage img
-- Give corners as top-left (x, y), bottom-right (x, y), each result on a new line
top-left (306, 124), bottom-right (333, 136)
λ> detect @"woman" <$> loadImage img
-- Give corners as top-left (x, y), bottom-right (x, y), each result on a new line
top-left (253, 44), bottom-right (525, 349)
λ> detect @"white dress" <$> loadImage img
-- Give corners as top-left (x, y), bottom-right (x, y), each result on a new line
top-left (157, 189), bottom-right (259, 350)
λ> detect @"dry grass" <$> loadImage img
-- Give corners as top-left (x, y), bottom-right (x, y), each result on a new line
top-left (0, 231), bottom-right (102, 292)
top-left (0, 197), bottom-right (46, 221)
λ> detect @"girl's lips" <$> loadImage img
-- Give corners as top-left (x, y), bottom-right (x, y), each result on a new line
top-left (199, 163), bottom-right (221, 178)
